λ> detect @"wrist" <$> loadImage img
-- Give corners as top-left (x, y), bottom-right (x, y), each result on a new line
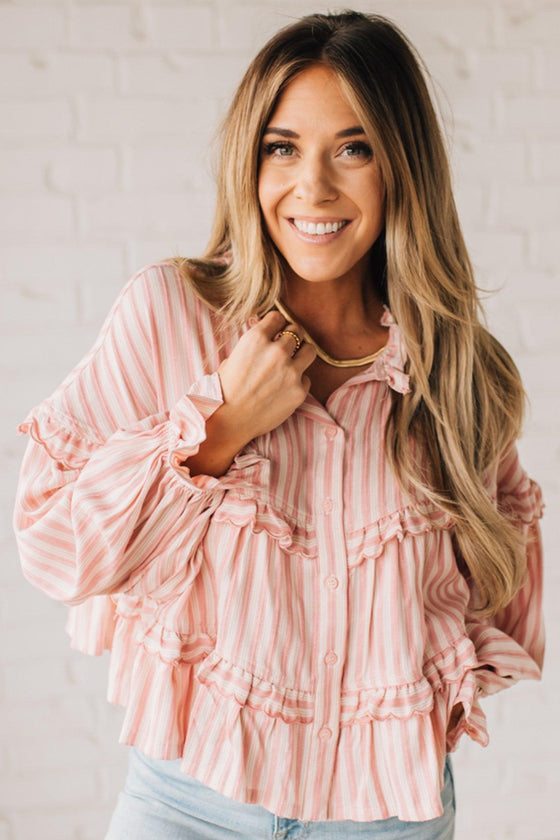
top-left (183, 402), bottom-right (252, 478)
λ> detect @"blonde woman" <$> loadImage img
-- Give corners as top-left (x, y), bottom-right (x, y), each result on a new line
top-left (14, 11), bottom-right (544, 840)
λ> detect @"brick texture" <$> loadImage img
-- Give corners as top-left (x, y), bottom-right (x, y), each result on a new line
top-left (1, 2), bottom-right (558, 838)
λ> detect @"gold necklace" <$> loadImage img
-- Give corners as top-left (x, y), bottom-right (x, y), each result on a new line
top-left (274, 300), bottom-right (387, 369)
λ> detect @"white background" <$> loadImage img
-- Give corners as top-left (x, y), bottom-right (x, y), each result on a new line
top-left (1, 1), bottom-right (559, 838)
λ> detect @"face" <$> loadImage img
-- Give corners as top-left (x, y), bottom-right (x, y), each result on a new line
top-left (258, 64), bottom-right (385, 290)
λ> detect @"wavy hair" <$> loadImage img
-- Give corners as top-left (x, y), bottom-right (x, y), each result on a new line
top-left (173, 11), bottom-right (528, 617)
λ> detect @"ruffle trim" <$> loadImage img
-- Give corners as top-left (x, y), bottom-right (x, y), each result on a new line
top-left (65, 595), bottom-right (492, 762)
top-left (19, 372), bottom-right (224, 477)
top-left (212, 496), bottom-right (455, 566)
top-left (212, 495), bottom-right (318, 561)
top-left (18, 404), bottom-right (101, 470)
top-left (346, 502), bottom-right (454, 569)
top-left (74, 592), bottom-right (540, 758)
top-left (377, 306), bottom-right (411, 395)
top-left (339, 635), bottom-right (485, 731)
top-left (188, 451), bottom-right (272, 494)
top-left (195, 651), bottom-right (316, 725)
top-left (109, 616), bottom-right (488, 740)
top-left (425, 638), bottom-right (490, 750)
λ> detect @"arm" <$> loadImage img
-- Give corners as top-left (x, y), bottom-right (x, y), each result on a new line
top-left (466, 443), bottom-right (545, 694)
top-left (14, 265), bottom-right (316, 606)
top-left (15, 388), bottom-right (229, 606)
top-left (13, 267), bottom-right (229, 605)
top-left (446, 442), bottom-right (545, 749)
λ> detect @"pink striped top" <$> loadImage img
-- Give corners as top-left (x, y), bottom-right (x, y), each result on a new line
top-left (14, 263), bottom-right (545, 823)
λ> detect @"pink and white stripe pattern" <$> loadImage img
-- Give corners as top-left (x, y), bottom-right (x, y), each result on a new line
top-left (14, 263), bottom-right (545, 822)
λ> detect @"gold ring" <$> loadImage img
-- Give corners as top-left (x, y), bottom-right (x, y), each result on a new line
top-left (277, 329), bottom-right (302, 356)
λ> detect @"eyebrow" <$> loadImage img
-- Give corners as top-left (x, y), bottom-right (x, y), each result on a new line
top-left (263, 126), bottom-right (366, 139)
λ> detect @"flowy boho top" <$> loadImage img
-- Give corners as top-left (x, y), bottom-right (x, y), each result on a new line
top-left (13, 263), bottom-right (545, 823)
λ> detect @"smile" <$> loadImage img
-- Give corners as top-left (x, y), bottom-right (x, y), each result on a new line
top-left (288, 218), bottom-right (351, 243)
top-left (292, 219), bottom-right (349, 235)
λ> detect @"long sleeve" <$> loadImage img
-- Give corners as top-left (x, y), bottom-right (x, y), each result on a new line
top-left (467, 442), bottom-right (545, 695)
top-left (13, 265), bottom-right (229, 606)
top-left (446, 442), bottom-right (545, 751)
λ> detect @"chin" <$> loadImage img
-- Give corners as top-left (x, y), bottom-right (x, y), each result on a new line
top-left (286, 263), bottom-right (357, 286)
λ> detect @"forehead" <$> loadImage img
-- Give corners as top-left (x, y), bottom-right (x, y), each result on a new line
top-left (267, 65), bottom-right (359, 127)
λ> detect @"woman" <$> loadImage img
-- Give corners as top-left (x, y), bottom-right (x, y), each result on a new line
top-left (14, 11), bottom-right (544, 840)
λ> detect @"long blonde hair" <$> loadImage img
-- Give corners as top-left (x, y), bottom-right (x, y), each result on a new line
top-left (173, 11), bottom-right (528, 617)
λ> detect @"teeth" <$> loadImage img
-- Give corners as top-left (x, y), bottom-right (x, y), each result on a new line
top-left (293, 219), bottom-right (347, 235)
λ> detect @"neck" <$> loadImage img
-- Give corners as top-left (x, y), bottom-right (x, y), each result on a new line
top-left (282, 273), bottom-right (384, 341)
top-left (278, 270), bottom-right (388, 369)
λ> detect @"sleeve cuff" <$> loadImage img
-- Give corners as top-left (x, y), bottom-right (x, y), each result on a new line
top-left (446, 684), bottom-right (489, 751)
top-left (168, 372), bottom-right (225, 489)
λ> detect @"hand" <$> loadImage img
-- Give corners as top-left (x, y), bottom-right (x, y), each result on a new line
top-left (185, 311), bottom-right (316, 477)
top-left (217, 310), bottom-right (317, 442)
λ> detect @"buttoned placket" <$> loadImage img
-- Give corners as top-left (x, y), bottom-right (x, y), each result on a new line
top-left (301, 416), bottom-right (348, 814)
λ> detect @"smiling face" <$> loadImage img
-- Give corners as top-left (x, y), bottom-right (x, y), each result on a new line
top-left (258, 64), bottom-right (385, 291)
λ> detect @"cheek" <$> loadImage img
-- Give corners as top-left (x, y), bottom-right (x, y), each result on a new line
top-left (257, 178), bottom-right (274, 226)
top-left (258, 170), bottom-right (289, 218)
top-left (361, 179), bottom-right (385, 226)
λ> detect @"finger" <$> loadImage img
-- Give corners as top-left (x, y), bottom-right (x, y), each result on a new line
top-left (291, 341), bottom-right (317, 372)
top-left (274, 327), bottom-right (304, 358)
top-left (257, 310), bottom-right (288, 339)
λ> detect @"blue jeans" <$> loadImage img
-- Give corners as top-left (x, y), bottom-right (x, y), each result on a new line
top-left (105, 747), bottom-right (455, 839)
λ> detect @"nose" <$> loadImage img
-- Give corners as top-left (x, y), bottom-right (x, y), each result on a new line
top-left (293, 153), bottom-right (338, 204)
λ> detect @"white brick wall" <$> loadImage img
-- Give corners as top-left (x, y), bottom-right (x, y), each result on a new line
top-left (1, 2), bottom-right (558, 838)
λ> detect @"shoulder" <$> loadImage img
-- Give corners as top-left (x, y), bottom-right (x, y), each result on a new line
top-left (101, 260), bottom-right (224, 350)
top-left (47, 262), bottom-right (218, 402)
top-left (121, 261), bottom-right (214, 321)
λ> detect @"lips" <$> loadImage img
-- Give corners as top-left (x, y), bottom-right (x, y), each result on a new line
top-left (287, 217), bottom-right (352, 243)
top-left (292, 218), bottom-right (349, 235)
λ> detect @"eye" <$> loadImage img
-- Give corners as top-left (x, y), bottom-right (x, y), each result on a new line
top-left (262, 141), bottom-right (296, 158)
top-left (340, 141), bottom-right (373, 160)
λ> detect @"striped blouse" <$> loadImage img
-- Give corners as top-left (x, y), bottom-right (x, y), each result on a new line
top-left (14, 262), bottom-right (545, 823)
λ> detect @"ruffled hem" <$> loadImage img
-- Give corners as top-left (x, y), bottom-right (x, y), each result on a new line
top-left (113, 631), bottom-right (488, 741)
top-left (195, 651), bottom-right (315, 724)
top-left (340, 677), bottom-right (434, 723)
top-left (18, 405), bottom-right (101, 470)
top-left (118, 647), bottom-right (200, 757)
top-left (169, 653), bottom-right (481, 822)
top-left (108, 598), bottom-right (216, 755)
top-left (75, 592), bottom-right (535, 766)
top-left (66, 590), bottom-right (489, 756)
top-left (65, 612), bottom-right (491, 820)
top-left (339, 635), bottom-right (487, 737)
top-left (111, 637), bottom-right (487, 821)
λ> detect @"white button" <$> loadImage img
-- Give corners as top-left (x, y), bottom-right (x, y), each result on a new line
top-left (324, 651), bottom-right (338, 666)
top-left (325, 575), bottom-right (339, 589)
top-left (322, 497), bottom-right (333, 514)
top-left (318, 726), bottom-right (332, 741)
top-left (325, 426), bottom-right (337, 440)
